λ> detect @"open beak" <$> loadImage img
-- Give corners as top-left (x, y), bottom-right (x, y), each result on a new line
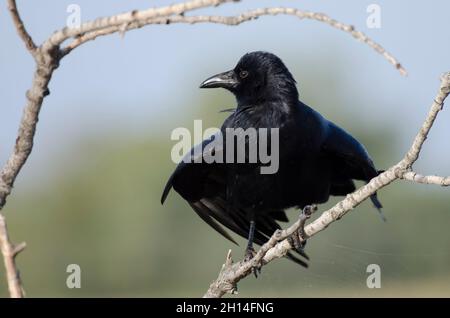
top-left (199, 70), bottom-right (237, 89)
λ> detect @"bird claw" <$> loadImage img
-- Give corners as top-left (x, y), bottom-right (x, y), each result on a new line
top-left (288, 205), bottom-right (317, 259)
top-left (244, 246), bottom-right (261, 278)
top-left (287, 235), bottom-right (309, 259)
top-left (244, 245), bottom-right (256, 261)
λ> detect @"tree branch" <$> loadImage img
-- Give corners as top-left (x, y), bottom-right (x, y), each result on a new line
top-left (6, 0), bottom-right (37, 54)
top-left (1, 0), bottom-right (409, 297)
top-left (60, 7), bottom-right (406, 75)
top-left (0, 213), bottom-right (26, 298)
top-left (204, 72), bottom-right (450, 298)
top-left (0, 64), bottom-right (55, 210)
top-left (44, 0), bottom-right (236, 53)
top-left (401, 171), bottom-right (450, 186)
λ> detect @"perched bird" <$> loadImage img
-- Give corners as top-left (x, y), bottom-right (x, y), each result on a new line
top-left (161, 51), bottom-right (383, 269)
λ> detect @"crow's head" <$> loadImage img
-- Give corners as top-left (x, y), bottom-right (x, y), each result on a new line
top-left (200, 51), bottom-right (298, 105)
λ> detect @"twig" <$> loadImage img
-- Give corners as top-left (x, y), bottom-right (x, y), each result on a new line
top-left (6, 0), bottom-right (37, 53)
top-left (44, 0), bottom-right (236, 52)
top-left (60, 8), bottom-right (406, 75)
top-left (402, 171), bottom-right (450, 186)
top-left (204, 72), bottom-right (450, 298)
top-left (0, 214), bottom-right (26, 298)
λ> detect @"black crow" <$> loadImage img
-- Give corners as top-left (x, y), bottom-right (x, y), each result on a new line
top-left (161, 51), bottom-right (383, 269)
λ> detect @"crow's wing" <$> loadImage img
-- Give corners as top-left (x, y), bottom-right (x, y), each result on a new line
top-left (161, 132), bottom-right (224, 204)
top-left (161, 132), bottom-right (242, 244)
top-left (161, 132), bottom-right (307, 266)
top-left (161, 132), bottom-right (249, 242)
top-left (161, 130), bottom-right (288, 245)
top-left (322, 122), bottom-right (384, 218)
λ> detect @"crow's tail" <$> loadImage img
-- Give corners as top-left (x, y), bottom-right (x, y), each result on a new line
top-left (370, 193), bottom-right (386, 222)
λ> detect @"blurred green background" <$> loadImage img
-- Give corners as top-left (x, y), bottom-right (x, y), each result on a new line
top-left (1, 0), bottom-right (449, 297)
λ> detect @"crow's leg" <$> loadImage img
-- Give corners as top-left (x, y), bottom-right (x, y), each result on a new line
top-left (245, 220), bottom-right (256, 258)
top-left (244, 219), bottom-right (261, 277)
top-left (288, 205), bottom-right (317, 259)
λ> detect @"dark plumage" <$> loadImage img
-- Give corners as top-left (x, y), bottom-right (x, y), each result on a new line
top-left (161, 51), bottom-right (383, 267)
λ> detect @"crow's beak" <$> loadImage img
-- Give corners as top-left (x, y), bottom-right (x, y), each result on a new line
top-left (199, 70), bottom-right (237, 89)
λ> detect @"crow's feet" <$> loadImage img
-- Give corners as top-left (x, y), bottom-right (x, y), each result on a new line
top-left (288, 205), bottom-right (317, 259)
top-left (244, 246), bottom-right (261, 278)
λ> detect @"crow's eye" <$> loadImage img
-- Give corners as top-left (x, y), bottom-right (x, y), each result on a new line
top-left (239, 70), bottom-right (249, 79)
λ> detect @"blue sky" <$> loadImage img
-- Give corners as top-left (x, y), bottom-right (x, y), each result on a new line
top-left (1, 0), bottom-right (450, 188)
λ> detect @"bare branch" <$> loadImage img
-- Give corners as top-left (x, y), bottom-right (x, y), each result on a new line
top-left (402, 171), bottom-right (450, 186)
top-left (0, 213), bottom-right (26, 298)
top-left (1, 1), bottom-right (58, 296)
top-left (43, 0), bottom-right (236, 52)
top-left (204, 72), bottom-right (450, 298)
top-left (402, 74), bottom-right (450, 167)
top-left (6, 0), bottom-right (37, 53)
top-left (0, 65), bottom-right (55, 210)
top-left (60, 8), bottom-right (406, 75)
